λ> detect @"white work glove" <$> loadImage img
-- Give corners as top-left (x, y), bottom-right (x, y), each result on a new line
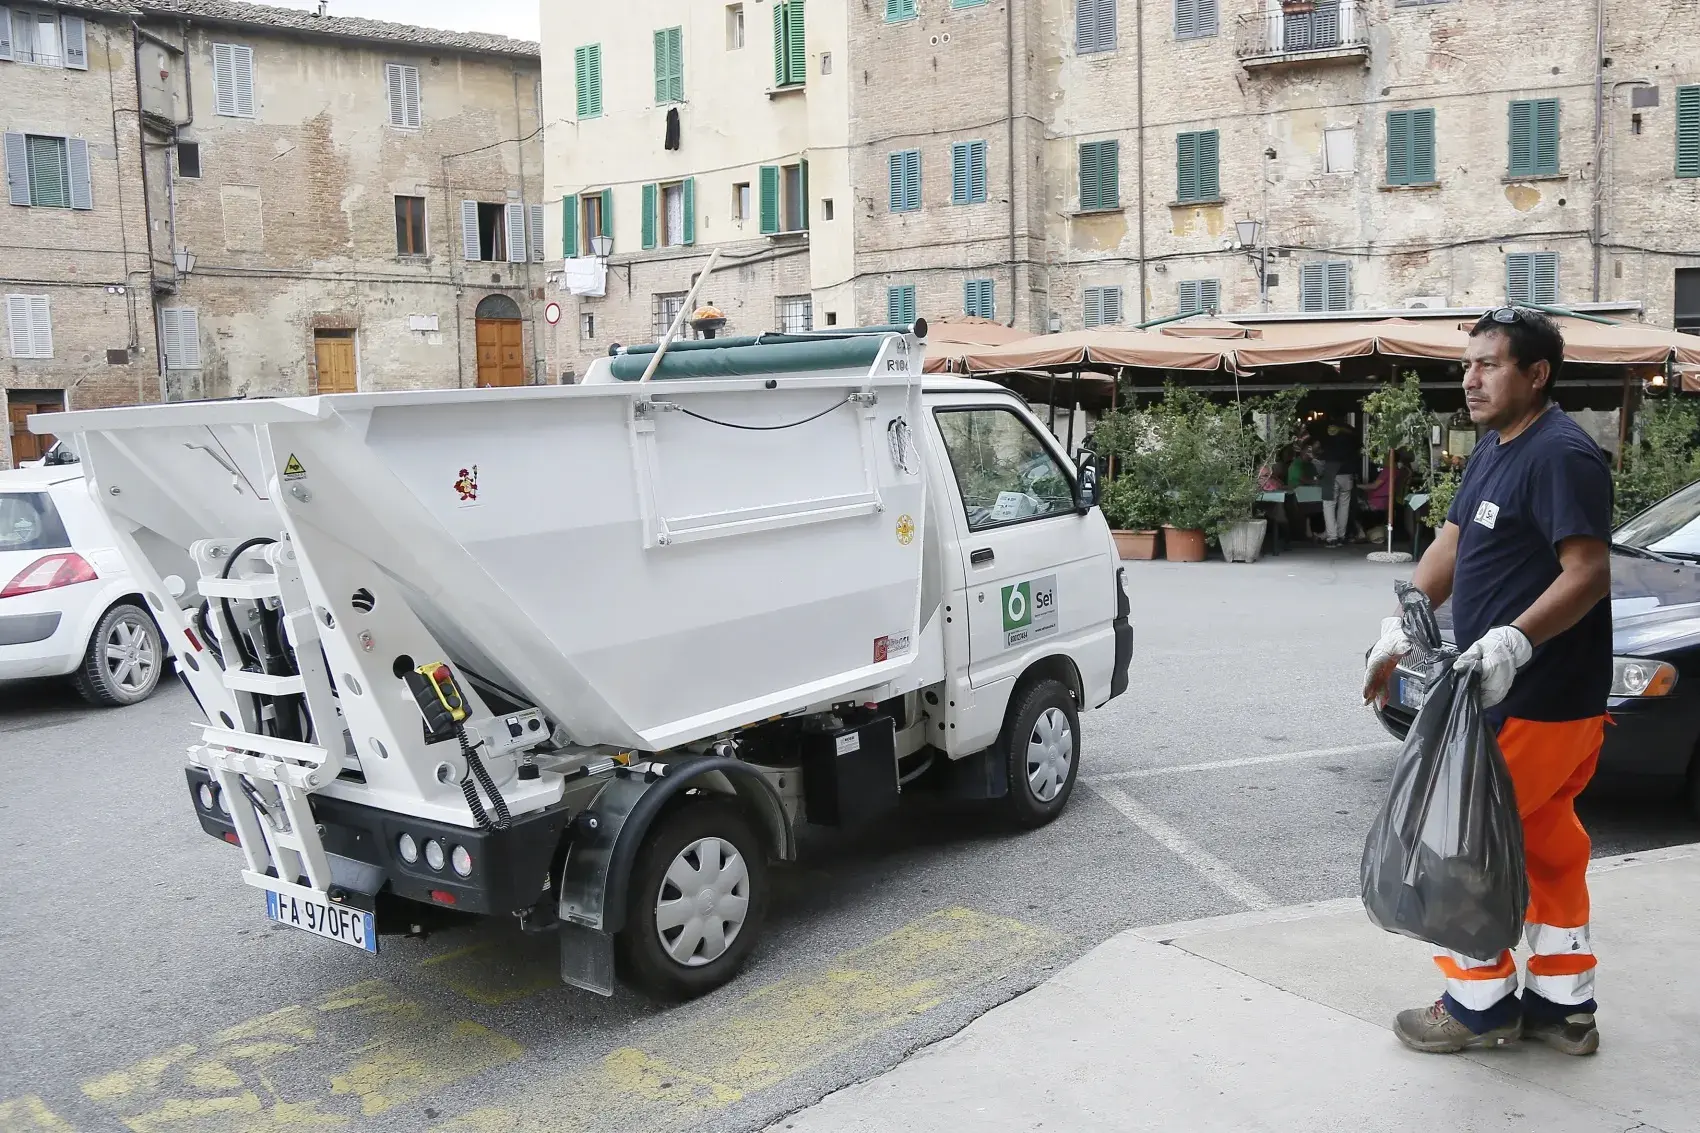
top-left (1453, 626), bottom-right (1534, 708)
top-left (1363, 616), bottom-right (1412, 706)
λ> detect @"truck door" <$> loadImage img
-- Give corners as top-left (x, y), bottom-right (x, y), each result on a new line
top-left (930, 399), bottom-right (1114, 691)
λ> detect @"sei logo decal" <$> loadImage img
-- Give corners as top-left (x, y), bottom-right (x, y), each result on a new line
top-left (1473, 500), bottom-right (1499, 529)
top-left (1001, 575), bottom-right (1058, 648)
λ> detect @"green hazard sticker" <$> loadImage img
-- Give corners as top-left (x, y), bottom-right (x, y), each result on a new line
top-left (1001, 574), bottom-right (1058, 648)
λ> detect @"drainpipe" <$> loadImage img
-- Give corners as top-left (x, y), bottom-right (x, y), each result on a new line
top-left (443, 154), bottom-right (465, 388)
top-left (1589, 0), bottom-right (1604, 301)
top-left (130, 20), bottom-right (168, 401)
top-left (1135, 0), bottom-right (1148, 323)
top-left (1005, 0), bottom-right (1017, 326)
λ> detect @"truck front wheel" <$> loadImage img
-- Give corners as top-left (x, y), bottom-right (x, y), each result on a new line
top-left (999, 679), bottom-right (1080, 828)
top-left (618, 798), bottom-right (769, 1000)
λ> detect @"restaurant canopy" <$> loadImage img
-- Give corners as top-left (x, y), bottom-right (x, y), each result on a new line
top-left (953, 326), bottom-right (1236, 373)
top-left (921, 315), bottom-right (1032, 373)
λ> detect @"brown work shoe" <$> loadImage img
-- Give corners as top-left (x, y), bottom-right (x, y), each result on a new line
top-left (1523, 1012), bottom-right (1600, 1056)
top-left (1393, 999), bottom-right (1521, 1053)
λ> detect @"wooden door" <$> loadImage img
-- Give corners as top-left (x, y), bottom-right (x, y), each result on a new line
top-left (314, 333), bottom-right (358, 394)
top-left (7, 392), bottom-right (65, 465)
top-left (475, 318), bottom-right (526, 387)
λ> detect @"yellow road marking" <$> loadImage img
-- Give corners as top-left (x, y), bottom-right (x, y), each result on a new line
top-left (0, 1096), bottom-right (75, 1132)
top-left (417, 938), bottom-right (561, 1006)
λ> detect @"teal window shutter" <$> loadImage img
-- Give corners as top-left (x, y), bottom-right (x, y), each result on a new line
top-left (1534, 99), bottom-right (1559, 176)
top-left (1079, 140), bottom-right (1118, 210)
top-left (574, 44), bottom-right (602, 118)
top-left (890, 152), bottom-right (905, 210)
top-left (887, 285), bottom-right (916, 324)
top-left (951, 143), bottom-right (970, 204)
top-left (1178, 279), bottom-right (1218, 315)
top-left (950, 142), bottom-right (986, 205)
top-left (562, 194), bottom-right (577, 257)
top-left (641, 183), bottom-right (657, 249)
top-left (799, 157), bottom-right (809, 230)
top-left (653, 30), bottom-right (667, 102)
top-left (1678, 86), bottom-right (1700, 178)
top-left (653, 28), bottom-right (683, 103)
top-left (773, 3), bottom-right (787, 85)
top-left (1301, 262), bottom-right (1348, 312)
top-left (1075, 0), bottom-right (1115, 53)
top-left (890, 150), bottom-right (920, 211)
top-left (1176, 130), bottom-right (1216, 202)
top-left (1509, 98), bottom-right (1557, 177)
top-left (1386, 109), bottom-right (1436, 185)
top-left (1326, 261), bottom-right (1350, 311)
top-left (964, 279), bottom-right (994, 319)
top-left (759, 165), bottom-right (780, 233)
top-left (886, 0), bottom-right (917, 21)
top-left (1083, 286), bottom-right (1122, 326)
top-left (1079, 142), bottom-right (1101, 210)
top-left (600, 188), bottom-right (613, 239)
top-left (787, 0), bottom-right (806, 84)
top-left (682, 177), bottom-right (696, 244)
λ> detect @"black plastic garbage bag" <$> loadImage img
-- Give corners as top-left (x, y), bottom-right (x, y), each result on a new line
top-left (1360, 582), bottom-right (1528, 960)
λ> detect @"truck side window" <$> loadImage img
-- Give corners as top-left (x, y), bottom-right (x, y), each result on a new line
top-left (934, 408), bottom-right (1075, 532)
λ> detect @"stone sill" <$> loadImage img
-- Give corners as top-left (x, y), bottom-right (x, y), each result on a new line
top-left (766, 84), bottom-right (806, 100)
top-left (1073, 206), bottom-right (1125, 216)
top-left (1378, 182), bottom-right (1441, 192)
top-left (766, 230), bottom-right (810, 243)
top-left (1502, 173), bottom-right (1568, 184)
top-left (1168, 198), bottom-right (1225, 208)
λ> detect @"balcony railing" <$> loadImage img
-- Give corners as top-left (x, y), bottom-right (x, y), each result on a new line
top-left (1236, 0), bottom-right (1369, 67)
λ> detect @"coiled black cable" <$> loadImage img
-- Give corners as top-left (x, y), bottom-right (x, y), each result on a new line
top-left (457, 726), bottom-right (511, 831)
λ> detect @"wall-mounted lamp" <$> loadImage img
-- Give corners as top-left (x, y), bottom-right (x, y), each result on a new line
top-left (174, 247), bottom-right (197, 275)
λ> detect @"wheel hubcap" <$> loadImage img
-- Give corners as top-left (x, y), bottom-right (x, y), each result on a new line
top-left (654, 836), bottom-right (750, 967)
top-left (1026, 707), bottom-right (1073, 803)
top-left (104, 618), bottom-right (156, 692)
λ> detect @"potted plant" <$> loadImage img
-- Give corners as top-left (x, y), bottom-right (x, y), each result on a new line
top-left (1216, 387), bottom-right (1306, 564)
top-left (1362, 373), bottom-right (1434, 562)
top-left (1101, 476), bottom-right (1164, 560)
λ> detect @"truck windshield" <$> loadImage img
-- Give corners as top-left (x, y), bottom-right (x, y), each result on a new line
top-left (934, 408), bottom-right (1075, 531)
top-left (0, 492), bottom-right (72, 552)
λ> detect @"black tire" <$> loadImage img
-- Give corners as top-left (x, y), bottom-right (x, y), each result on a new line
top-left (617, 798), bottom-right (769, 1000)
top-left (72, 603), bottom-right (164, 707)
top-left (998, 678), bottom-right (1081, 829)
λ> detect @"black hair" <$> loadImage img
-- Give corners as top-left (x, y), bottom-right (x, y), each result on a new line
top-left (1468, 307), bottom-right (1565, 394)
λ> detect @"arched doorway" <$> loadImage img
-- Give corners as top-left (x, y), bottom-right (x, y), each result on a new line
top-left (474, 294), bottom-right (525, 387)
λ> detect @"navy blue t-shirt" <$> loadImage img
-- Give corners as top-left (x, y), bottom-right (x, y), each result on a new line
top-left (1446, 406), bottom-right (1613, 723)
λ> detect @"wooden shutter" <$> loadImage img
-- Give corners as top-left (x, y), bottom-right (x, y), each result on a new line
top-left (213, 43), bottom-right (237, 116)
top-left (505, 203), bottom-right (527, 262)
top-left (1299, 262), bottom-right (1324, 312)
top-left (67, 136), bottom-right (90, 209)
top-left (600, 188), bottom-right (613, 239)
top-left (787, 0), bottom-right (806, 87)
top-left (161, 307), bottom-right (200, 369)
top-left (4, 133), bottom-right (26, 206)
top-left (890, 152), bottom-right (905, 210)
top-left (561, 194), bottom-right (577, 258)
top-left (759, 165), bottom-right (779, 233)
top-left (903, 150), bottom-right (920, 210)
top-left (61, 13), bottom-right (86, 69)
top-left (1533, 252), bottom-right (1557, 303)
top-left (654, 30), bottom-right (668, 102)
top-left (0, 10), bottom-right (12, 62)
top-left (970, 141), bottom-right (986, 202)
top-left (1079, 142), bottom-right (1101, 210)
top-left (6, 295), bottom-right (32, 356)
top-left (1099, 141), bottom-right (1119, 207)
top-left (1105, 287), bottom-right (1122, 324)
top-left (1198, 131), bottom-right (1218, 199)
top-left (1178, 279), bottom-right (1200, 315)
top-left (461, 199), bottom-right (480, 260)
top-left (1534, 99), bottom-right (1559, 175)
top-left (653, 28), bottom-right (683, 103)
top-left (887, 287), bottom-right (901, 324)
top-left (682, 177), bottom-right (695, 244)
top-left (952, 143), bottom-right (969, 204)
top-left (529, 204), bottom-right (545, 262)
top-left (1386, 110), bottom-right (1410, 184)
top-left (1083, 287), bottom-right (1102, 328)
top-left (1409, 108), bottom-right (1435, 183)
top-left (1679, 86), bottom-right (1700, 178)
top-left (232, 44), bottom-right (255, 117)
top-left (641, 182), bottom-right (657, 248)
top-left (387, 64), bottom-right (422, 127)
top-left (27, 294), bottom-right (51, 358)
top-left (1325, 261), bottom-right (1350, 311)
top-left (1176, 132), bottom-right (1197, 201)
top-left (773, 3), bottom-right (786, 85)
top-left (575, 44), bottom-right (601, 117)
top-left (386, 64), bottom-right (405, 126)
top-left (1508, 99), bottom-right (1535, 176)
top-left (1506, 253), bottom-right (1532, 304)
top-left (1078, 0), bottom-right (1115, 52)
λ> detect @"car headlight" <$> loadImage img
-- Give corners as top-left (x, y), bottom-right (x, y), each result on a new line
top-left (1611, 657), bottom-right (1678, 698)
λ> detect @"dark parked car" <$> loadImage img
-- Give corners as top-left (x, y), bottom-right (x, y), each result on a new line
top-left (1376, 479), bottom-right (1700, 816)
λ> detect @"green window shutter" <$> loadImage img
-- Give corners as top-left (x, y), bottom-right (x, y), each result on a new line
top-left (682, 177), bottom-right (696, 244)
top-left (887, 285), bottom-right (916, 324)
top-left (1506, 253), bottom-right (1532, 304)
top-left (574, 45), bottom-right (602, 118)
top-left (891, 149), bottom-right (919, 211)
top-left (670, 28), bottom-right (684, 102)
top-left (759, 165), bottom-right (780, 233)
top-left (1509, 99), bottom-right (1535, 177)
top-left (1176, 131), bottom-right (1216, 202)
top-left (773, 3), bottom-right (787, 85)
top-left (1101, 140), bottom-right (1120, 207)
top-left (1198, 130), bottom-right (1218, 200)
top-left (1507, 252), bottom-right (1558, 304)
top-left (1532, 252), bottom-right (1557, 303)
top-left (1410, 108), bottom-right (1435, 183)
top-left (1386, 110), bottom-right (1411, 185)
top-left (562, 194), bottom-right (577, 257)
top-left (1079, 142), bottom-right (1101, 210)
top-left (787, 0), bottom-right (806, 85)
top-left (1678, 86), bottom-right (1700, 178)
top-left (27, 135), bottom-right (68, 208)
top-left (600, 188), bottom-right (613, 238)
top-left (799, 158), bottom-right (809, 229)
top-left (887, 0), bottom-right (916, 20)
top-left (653, 28), bottom-right (683, 103)
top-left (964, 279), bottom-right (994, 318)
top-left (1178, 279), bottom-right (1200, 315)
top-left (889, 152), bottom-right (906, 210)
top-left (969, 141), bottom-right (986, 202)
top-left (952, 143), bottom-right (970, 204)
top-left (641, 183), bottom-right (657, 249)
top-left (1079, 140), bottom-right (1119, 210)
top-left (1534, 98), bottom-right (1559, 175)
top-left (653, 30), bottom-right (668, 103)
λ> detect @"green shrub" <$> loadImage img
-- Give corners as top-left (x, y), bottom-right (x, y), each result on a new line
top-left (1615, 396), bottom-right (1700, 523)
top-left (1423, 467), bottom-right (1461, 530)
top-left (1101, 476), bottom-right (1166, 530)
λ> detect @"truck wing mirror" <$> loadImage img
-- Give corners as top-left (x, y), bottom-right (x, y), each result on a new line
top-left (1075, 451), bottom-right (1099, 514)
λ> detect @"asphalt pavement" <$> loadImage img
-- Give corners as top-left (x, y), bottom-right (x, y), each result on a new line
top-left (3, 548), bottom-right (1695, 1133)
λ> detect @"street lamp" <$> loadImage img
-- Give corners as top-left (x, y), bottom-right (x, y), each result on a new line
top-left (173, 247), bottom-right (196, 275)
top-left (1235, 220), bottom-right (1267, 309)
top-left (589, 233), bottom-right (613, 261)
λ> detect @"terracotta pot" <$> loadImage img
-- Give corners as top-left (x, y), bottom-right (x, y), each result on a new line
top-left (1112, 529), bottom-right (1160, 560)
top-left (1162, 526), bottom-right (1208, 562)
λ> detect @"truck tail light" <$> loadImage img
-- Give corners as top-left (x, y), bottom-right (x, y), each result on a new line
top-left (1, 552), bottom-right (97, 598)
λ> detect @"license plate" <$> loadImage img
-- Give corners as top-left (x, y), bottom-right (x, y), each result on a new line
top-left (1397, 676), bottom-right (1425, 710)
top-left (265, 889), bottom-right (377, 953)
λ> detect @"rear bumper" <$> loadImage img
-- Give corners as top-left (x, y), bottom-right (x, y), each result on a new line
top-left (185, 767), bottom-right (574, 917)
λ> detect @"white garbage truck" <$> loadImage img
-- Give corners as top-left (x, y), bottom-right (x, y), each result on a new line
top-left (35, 320), bottom-right (1131, 998)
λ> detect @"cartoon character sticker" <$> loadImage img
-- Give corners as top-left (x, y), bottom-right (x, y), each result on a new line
top-left (454, 465), bottom-right (479, 507)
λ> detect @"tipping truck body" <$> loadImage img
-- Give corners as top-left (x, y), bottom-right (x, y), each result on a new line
top-left (35, 324), bottom-right (1131, 997)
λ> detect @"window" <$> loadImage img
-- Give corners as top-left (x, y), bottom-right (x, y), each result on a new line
top-left (663, 182), bottom-right (684, 245)
top-left (1676, 268), bottom-right (1700, 334)
top-left (823, 197), bottom-right (834, 220)
top-left (759, 162), bottom-right (808, 233)
top-left (1174, 0), bottom-right (1217, 40)
top-left (934, 408), bottom-right (1076, 532)
top-left (825, 311), bottom-right (838, 326)
top-left (1175, 129), bottom-right (1219, 203)
top-left (1076, 0), bottom-right (1115, 53)
top-left (777, 294), bottom-right (813, 333)
top-left (1386, 108), bottom-right (1436, 185)
top-left (951, 140), bottom-right (987, 204)
top-left (726, 4), bottom-right (744, 49)
top-left (953, 0), bottom-right (988, 9)
top-left (529, 203), bottom-right (544, 263)
top-left (158, 307), bottom-right (202, 369)
top-left (887, 0), bottom-right (918, 20)
top-left (1506, 252), bottom-right (1558, 305)
top-left (385, 63), bottom-right (422, 128)
top-left (1508, 98), bottom-right (1559, 178)
top-left (821, 51), bottom-right (831, 74)
top-left (177, 141), bottom-right (201, 179)
top-left (1677, 85), bottom-right (1700, 178)
top-left (653, 292), bottom-right (686, 340)
top-left (4, 294), bottom-right (51, 358)
top-left (1299, 261), bottom-right (1350, 312)
top-left (734, 181), bottom-right (752, 222)
top-left (574, 44), bottom-right (602, 118)
top-left (642, 178), bottom-right (695, 248)
top-left (964, 278), bottom-right (995, 319)
top-left (1178, 278), bottom-right (1219, 316)
top-left (1078, 139), bottom-right (1119, 211)
top-left (772, 1), bottom-right (805, 86)
top-left (394, 195), bottom-right (427, 256)
top-left (0, 491), bottom-right (69, 551)
top-left (1323, 127), bottom-right (1353, 174)
top-left (889, 149), bottom-right (921, 211)
top-left (887, 285), bottom-right (917, 324)
top-left (580, 311), bottom-right (596, 340)
top-left (4, 133), bottom-right (91, 210)
top-left (461, 200), bottom-right (528, 262)
top-left (1083, 285), bottom-right (1122, 326)
top-left (212, 42), bottom-right (256, 118)
top-left (560, 190), bottom-right (611, 257)
top-left (5, 9), bottom-right (85, 68)
top-left (653, 27), bottom-right (683, 104)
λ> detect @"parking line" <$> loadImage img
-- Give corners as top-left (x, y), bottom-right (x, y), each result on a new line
top-left (1084, 782), bottom-right (1276, 911)
top-left (0, 1095), bottom-right (75, 1132)
top-left (1086, 740), bottom-right (1399, 784)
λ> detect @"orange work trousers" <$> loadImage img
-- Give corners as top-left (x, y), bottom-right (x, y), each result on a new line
top-left (1433, 715), bottom-right (1604, 1011)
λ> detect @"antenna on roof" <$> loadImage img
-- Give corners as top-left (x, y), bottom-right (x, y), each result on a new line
top-left (315, 1), bottom-right (328, 15)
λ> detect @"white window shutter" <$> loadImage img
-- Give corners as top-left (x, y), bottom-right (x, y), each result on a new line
top-left (403, 65), bottom-right (421, 127)
top-left (1326, 261), bottom-right (1350, 310)
top-left (1106, 286), bottom-right (1122, 324)
top-left (28, 295), bottom-right (50, 357)
top-left (233, 44), bottom-right (254, 117)
top-left (6, 295), bottom-right (31, 356)
top-left (528, 204), bottom-right (544, 262)
top-left (0, 9), bottom-right (13, 61)
top-left (159, 307), bottom-right (180, 365)
top-left (461, 199), bottom-right (480, 260)
top-left (178, 309), bottom-right (200, 367)
top-left (4, 132), bottom-right (27, 206)
top-left (67, 137), bottom-right (91, 209)
top-left (385, 64), bottom-right (404, 126)
top-left (61, 13), bottom-right (86, 68)
top-left (1202, 278), bottom-right (1219, 311)
top-left (505, 202), bottom-right (527, 263)
top-left (212, 44), bottom-right (236, 116)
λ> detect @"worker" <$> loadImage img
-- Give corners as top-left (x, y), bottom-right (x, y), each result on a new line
top-left (1362, 307), bottom-right (1612, 1056)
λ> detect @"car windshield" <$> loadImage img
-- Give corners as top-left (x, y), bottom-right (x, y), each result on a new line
top-left (0, 491), bottom-right (72, 552)
top-left (1614, 479), bottom-right (1700, 559)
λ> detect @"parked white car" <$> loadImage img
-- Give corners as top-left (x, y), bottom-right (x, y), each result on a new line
top-left (0, 466), bottom-right (173, 705)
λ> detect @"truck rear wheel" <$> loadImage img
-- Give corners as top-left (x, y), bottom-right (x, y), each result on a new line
top-left (999, 679), bottom-right (1080, 828)
top-left (618, 798), bottom-right (769, 1000)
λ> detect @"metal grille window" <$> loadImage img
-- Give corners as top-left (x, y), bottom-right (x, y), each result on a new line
top-left (964, 278), bottom-right (995, 319)
top-left (886, 285), bottom-right (917, 325)
top-left (1078, 140), bottom-right (1119, 211)
top-left (889, 149), bottom-right (921, 211)
top-left (1508, 98), bottom-right (1560, 178)
top-left (1299, 261), bottom-right (1350, 312)
top-left (4, 294), bottom-right (51, 358)
top-left (1075, 0), bottom-right (1115, 53)
top-left (777, 294), bottom-right (813, 333)
top-left (951, 141), bottom-right (987, 204)
top-left (653, 292), bottom-right (686, 340)
top-left (385, 63), bottom-right (422, 128)
top-left (1177, 278), bottom-right (1219, 316)
top-left (1083, 285), bottom-right (1122, 327)
top-left (1506, 252), bottom-right (1558, 305)
top-left (212, 42), bottom-right (256, 118)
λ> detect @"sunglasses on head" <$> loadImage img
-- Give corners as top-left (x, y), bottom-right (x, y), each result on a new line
top-left (1486, 306), bottom-right (1534, 324)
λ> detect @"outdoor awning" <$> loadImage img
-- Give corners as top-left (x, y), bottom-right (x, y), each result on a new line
top-left (921, 315), bottom-right (1032, 373)
top-left (1227, 322), bottom-right (1380, 368)
top-left (958, 327), bottom-right (1233, 373)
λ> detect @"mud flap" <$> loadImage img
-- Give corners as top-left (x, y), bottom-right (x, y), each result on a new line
top-left (559, 921), bottom-right (617, 996)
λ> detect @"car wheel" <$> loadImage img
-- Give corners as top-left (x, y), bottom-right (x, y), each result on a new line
top-left (617, 798), bottom-right (768, 1000)
top-left (999, 678), bottom-right (1081, 829)
top-left (72, 603), bottom-right (164, 707)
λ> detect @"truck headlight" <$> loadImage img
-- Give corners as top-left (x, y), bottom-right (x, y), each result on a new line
top-left (1611, 657), bottom-right (1677, 698)
top-left (424, 838), bottom-right (446, 871)
top-left (397, 833), bottom-right (419, 864)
